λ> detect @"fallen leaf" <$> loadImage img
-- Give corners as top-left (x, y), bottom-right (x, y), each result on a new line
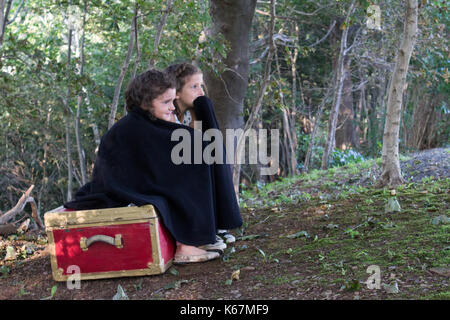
top-left (18, 219), bottom-right (30, 234)
top-left (344, 280), bottom-right (360, 292)
top-left (429, 267), bottom-right (450, 277)
top-left (41, 285), bottom-right (58, 300)
top-left (383, 282), bottom-right (399, 294)
top-left (286, 231), bottom-right (310, 239)
top-left (238, 235), bottom-right (261, 241)
top-left (169, 267), bottom-right (179, 276)
top-left (113, 285), bottom-right (129, 300)
top-left (257, 248), bottom-right (266, 258)
top-left (231, 269), bottom-right (240, 281)
top-left (5, 246), bottom-right (16, 261)
top-left (431, 215), bottom-right (450, 225)
top-left (385, 198), bottom-right (401, 213)
top-left (242, 266), bottom-right (256, 272)
top-left (163, 279), bottom-right (188, 290)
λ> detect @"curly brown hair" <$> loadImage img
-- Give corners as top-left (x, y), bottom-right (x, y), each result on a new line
top-left (125, 69), bottom-right (176, 117)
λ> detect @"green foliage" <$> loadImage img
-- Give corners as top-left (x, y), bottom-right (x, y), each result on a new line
top-left (0, 0), bottom-right (448, 214)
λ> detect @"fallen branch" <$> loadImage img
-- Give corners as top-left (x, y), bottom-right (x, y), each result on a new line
top-left (0, 223), bottom-right (17, 236)
top-left (0, 185), bottom-right (44, 230)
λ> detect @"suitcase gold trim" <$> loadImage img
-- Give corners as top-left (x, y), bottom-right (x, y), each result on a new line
top-left (45, 205), bottom-right (173, 281)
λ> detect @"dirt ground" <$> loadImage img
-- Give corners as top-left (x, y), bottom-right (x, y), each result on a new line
top-left (0, 147), bottom-right (449, 300)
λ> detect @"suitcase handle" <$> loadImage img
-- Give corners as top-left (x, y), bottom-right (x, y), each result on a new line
top-left (80, 234), bottom-right (123, 251)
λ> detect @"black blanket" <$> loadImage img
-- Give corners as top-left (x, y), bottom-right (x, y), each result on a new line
top-left (64, 96), bottom-right (242, 246)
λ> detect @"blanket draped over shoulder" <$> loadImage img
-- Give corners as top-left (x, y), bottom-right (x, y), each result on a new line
top-left (64, 96), bottom-right (242, 246)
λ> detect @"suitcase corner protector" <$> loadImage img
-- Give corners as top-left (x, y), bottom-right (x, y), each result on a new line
top-left (52, 268), bottom-right (67, 282)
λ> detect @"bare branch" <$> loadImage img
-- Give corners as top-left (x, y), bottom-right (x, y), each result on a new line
top-left (108, 7), bottom-right (137, 129)
top-left (307, 20), bottom-right (336, 48)
top-left (6, 0), bottom-right (24, 25)
top-left (0, 185), bottom-right (34, 224)
top-left (148, 0), bottom-right (173, 68)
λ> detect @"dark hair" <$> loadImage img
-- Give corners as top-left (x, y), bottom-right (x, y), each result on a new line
top-left (125, 69), bottom-right (176, 117)
top-left (165, 63), bottom-right (201, 92)
top-left (165, 63), bottom-right (202, 116)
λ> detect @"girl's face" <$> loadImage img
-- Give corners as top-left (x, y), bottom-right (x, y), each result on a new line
top-left (176, 73), bottom-right (205, 109)
top-left (143, 88), bottom-right (177, 122)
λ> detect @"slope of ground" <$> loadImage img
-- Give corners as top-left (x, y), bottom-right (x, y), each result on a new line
top-left (0, 148), bottom-right (449, 300)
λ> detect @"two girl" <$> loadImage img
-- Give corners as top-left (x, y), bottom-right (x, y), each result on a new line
top-left (65, 64), bottom-right (241, 265)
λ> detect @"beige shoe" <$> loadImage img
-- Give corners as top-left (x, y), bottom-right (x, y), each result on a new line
top-left (173, 251), bottom-right (220, 264)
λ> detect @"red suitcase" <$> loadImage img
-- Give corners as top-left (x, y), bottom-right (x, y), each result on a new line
top-left (44, 205), bottom-right (175, 281)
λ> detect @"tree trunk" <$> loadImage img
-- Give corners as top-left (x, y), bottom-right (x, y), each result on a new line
top-left (0, 0), bottom-right (11, 48)
top-left (275, 46), bottom-right (296, 177)
top-left (335, 57), bottom-right (356, 150)
top-left (126, 5), bottom-right (141, 117)
top-left (367, 85), bottom-right (379, 156)
top-left (321, 0), bottom-right (356, 170)
top-left (304, 84), bottom-right (333, 172)
top-left (232, 0), bottom-right (274, 194)
top-left (108, 8), bottom-right (137, 129)
top-left (148, 0), bottom-right (172, 69)
top-left (65, 118), bottom-right (73, 201)
top-left (288, 28), bottom-right (299, 174)
top-left (379, 0), bottom-right (418, 187)
top-left (0, 0), bottom-right (5, 48)
top-left (75, 0), bottom-right (88, 185)
top-left (85, 90), bottom-right (101, 149)
top-left (204, 0), bottom-right (257, 193)
top-left (65, 2), bottom-right (74, 201)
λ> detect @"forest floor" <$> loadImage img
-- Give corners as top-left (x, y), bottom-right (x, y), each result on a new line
top-left (0, 147), bottom-right (449, 300)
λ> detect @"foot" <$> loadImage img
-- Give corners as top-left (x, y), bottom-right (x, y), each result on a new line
top-left (174, 242), bottom-right (220, 264)
top-left (198, 235), bottom-right (227, 253)
top-left (217, 230), bottom-right (236, 244)
top-left (176, 242), bottom-right (208, 256)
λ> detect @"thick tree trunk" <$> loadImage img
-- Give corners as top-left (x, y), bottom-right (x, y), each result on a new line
top-left (379, 0), bottom-right (418, 187)
top-left (204, 0), bottom-right (257, 193)
top-left (205, 0), bottom-right (256, 131)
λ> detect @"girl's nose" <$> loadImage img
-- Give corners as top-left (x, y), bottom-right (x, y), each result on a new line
top-left (198, 87), bottom-right (204, 96)
top-left (169, 103), bottom-right (175, 111)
